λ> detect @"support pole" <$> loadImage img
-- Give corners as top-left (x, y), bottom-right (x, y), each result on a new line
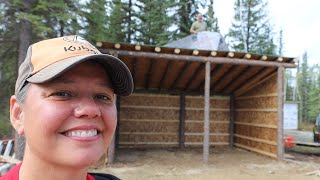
top-left (107, 135), bottom-right (116, 164)
top-left (179, 93), bottom-right (186, 148)
top-left (203, 61), bottom-right (211, 163)
top-left (107, 52), bottom-right (120, 164)
top-left (277, 66), bottom-right (284, 161)
top-left (229, 94), bottom-right (235, 148)
top-left (107, 95), bottom-right (119, 164)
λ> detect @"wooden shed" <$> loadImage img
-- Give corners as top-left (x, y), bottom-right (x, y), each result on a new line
top-left (96, 42), bottom-right (297, 163)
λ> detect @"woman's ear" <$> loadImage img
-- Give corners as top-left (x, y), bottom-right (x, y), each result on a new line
top-left (10, 95), bottom-right (25, 135)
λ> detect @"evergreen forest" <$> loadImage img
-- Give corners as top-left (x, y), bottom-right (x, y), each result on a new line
top-left (0, 0), bottom-right (318, 138)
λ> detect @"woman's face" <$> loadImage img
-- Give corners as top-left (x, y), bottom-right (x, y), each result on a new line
top-left (18, 61), bottom-right (117, 168)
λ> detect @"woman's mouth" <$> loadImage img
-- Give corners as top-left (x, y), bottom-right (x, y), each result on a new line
top-left (63, 129), bottom-right (99, 138)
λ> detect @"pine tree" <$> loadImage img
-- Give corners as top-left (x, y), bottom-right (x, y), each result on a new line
top-left (16, 0), bottom-right (83, 39)
top-left (104, 0), bottom-right (127, 43)
top-left (82, 0), bottom-right (109, 43)
top-left (206, 0), bottom-right (220, 32)
top-left (297, 52), bottom-right (310, 122)
top-left (227, 0), bottom-right (277, 55)
top-left (173, 0), bottom-right (206, 40)
top-left (122, 0), bottom-right (138, 43)
top-left (0, 0), bottom-right (19, 138)
top-left (135, 0), bottom-right (175, 45)
top-left (285, 69), bottom-right (295, 101)
top-left (278, 29), bottom-right (284, 56)
top-left (306, 65), bottom-right (320, 122)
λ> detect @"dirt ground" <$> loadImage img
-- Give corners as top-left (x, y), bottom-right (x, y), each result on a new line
top-left (91, 147), bottom-right (320, 180)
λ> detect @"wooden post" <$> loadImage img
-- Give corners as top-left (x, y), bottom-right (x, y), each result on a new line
top-left (107, 135), bottom-right (116, 164)
top-left (203, 61), bottom-right (211, 163)
top-left (107, 95), bottom-right (119, 164)
top-left (229, 94), bottom-right (235, 148)
top-left (106, 50), bottom-right (120, 164)
top-left (115, 95), bottom-right (121, 148)
top-left (277, 66), bottom-right (284, 161)
top-left (179, 93), bottom-right (186, 148)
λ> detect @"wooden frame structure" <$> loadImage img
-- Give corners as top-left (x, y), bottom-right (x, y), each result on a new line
top-left (96, 42), bottom-right (296, 163)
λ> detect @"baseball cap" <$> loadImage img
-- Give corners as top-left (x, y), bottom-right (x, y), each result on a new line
top-left (15, 35), bottom-right (133, 96)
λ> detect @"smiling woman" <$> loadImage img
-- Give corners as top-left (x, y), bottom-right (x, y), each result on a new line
top-left (0, 35), bottom-right (133, 180)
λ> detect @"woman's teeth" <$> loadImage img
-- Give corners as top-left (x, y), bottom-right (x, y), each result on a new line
top-left (64, 130), bottom-right (98, 137)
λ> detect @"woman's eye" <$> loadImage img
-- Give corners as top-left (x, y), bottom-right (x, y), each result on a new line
top-left (96, 94), bottom-right (111, 101)
top-left (52, 91), bottom-right (72, 97)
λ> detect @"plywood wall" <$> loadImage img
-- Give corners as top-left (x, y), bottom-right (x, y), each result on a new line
top-left (118, 93), bottom-right (230, 148)
top-left (119, 94), bottom-right (180, 148)
top-left (184, 96), bottom-right (230, 147)
top-left (234, 73), bottom-right (278, 158)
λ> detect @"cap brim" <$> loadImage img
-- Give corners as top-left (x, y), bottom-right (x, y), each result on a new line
top-left (27, 54), bottom-right (133, 96)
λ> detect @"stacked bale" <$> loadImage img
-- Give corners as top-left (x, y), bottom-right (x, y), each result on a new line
top-left (118, 93), bottom-right (230, 148)
top-left (234, 73), bottom-right (278, 158)
top-left (119, 94), bottom-right (180, 148)
top-left (184, 96), bottom-right (230, 146)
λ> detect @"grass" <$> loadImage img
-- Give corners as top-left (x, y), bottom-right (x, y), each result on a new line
top-left (298, 121), bottom-right (314, 132)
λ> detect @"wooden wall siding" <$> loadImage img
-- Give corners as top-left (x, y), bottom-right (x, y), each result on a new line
top-left (119, 94), bottom-right (180, 148)
top-left (234, 73), bottom-right (278, 158)
top-left (182, 96), bottom-right (230, 147)
top-left (118, 94), bottom-right (230, 148)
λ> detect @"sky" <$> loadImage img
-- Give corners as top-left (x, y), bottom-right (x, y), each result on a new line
top-left (206, 0), bottom-right (320, 65)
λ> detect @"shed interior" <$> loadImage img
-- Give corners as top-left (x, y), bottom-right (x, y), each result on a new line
top-left (97, 42), bottom-right (296, 160)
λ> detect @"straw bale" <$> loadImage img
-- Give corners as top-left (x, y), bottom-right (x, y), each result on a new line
top-left (120, 121), bottom-right (179, 133)
top-left (235, 96), bottom-right (277, 109)
top-left (234, 124), bottom-right (277, 141)
top-left (235, 137), bottom-right (277, 154)
top-left (185, 121), bottom-right (229, 133)
top-left (185, 96), bottom-right (229, 108)
top-left (119, 134), bottom-right (178, 143)
top-left (235, 111), bottom-right (277, 126)
top-left (185, 110), bottom-right (229, 121)
top-left (120, 107), bottom-right (179, 120)
top-left (240, 74), bottom-right (277, 97)
top-left (121, 93), bottom-right (180, 107)
top-left (185, 134), bottom-right (229, 143)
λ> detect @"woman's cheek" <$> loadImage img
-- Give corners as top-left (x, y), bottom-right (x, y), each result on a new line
top-left (39, 103), bottom-right (72, 132)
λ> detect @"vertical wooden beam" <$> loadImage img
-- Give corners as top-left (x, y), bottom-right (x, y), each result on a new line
top-left (229, 94), bottom-right (235, 148)
top-left (115, 96), bottom-right (121, 148)
top-left (179, 93), bottom-right (186, 148)
top-left (108, 95), bottom-right (119, 164)
top-left (107, 135), bottom-right (116, 164)
top-left (203, 61), bottom-right (211, 163)
top-left (277, 66), bottom-right (284, 161)
top-left (107, 56), bottom-right (121, 164)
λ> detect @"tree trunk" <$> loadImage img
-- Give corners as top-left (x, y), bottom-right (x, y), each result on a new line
top-left (15, 0), bottom-right (35, 161)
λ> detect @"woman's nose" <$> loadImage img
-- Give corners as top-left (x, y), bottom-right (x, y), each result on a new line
top-left (74, 97), bottom-right (101, 119)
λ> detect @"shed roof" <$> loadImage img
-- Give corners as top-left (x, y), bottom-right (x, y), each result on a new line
top-left (97, 42), bottom-right (297, 96)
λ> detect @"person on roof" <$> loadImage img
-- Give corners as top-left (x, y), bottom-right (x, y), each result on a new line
top-left (0, 35), bottom-right (133, 180)
top-left (190, 13), bottom-right (208, 34)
